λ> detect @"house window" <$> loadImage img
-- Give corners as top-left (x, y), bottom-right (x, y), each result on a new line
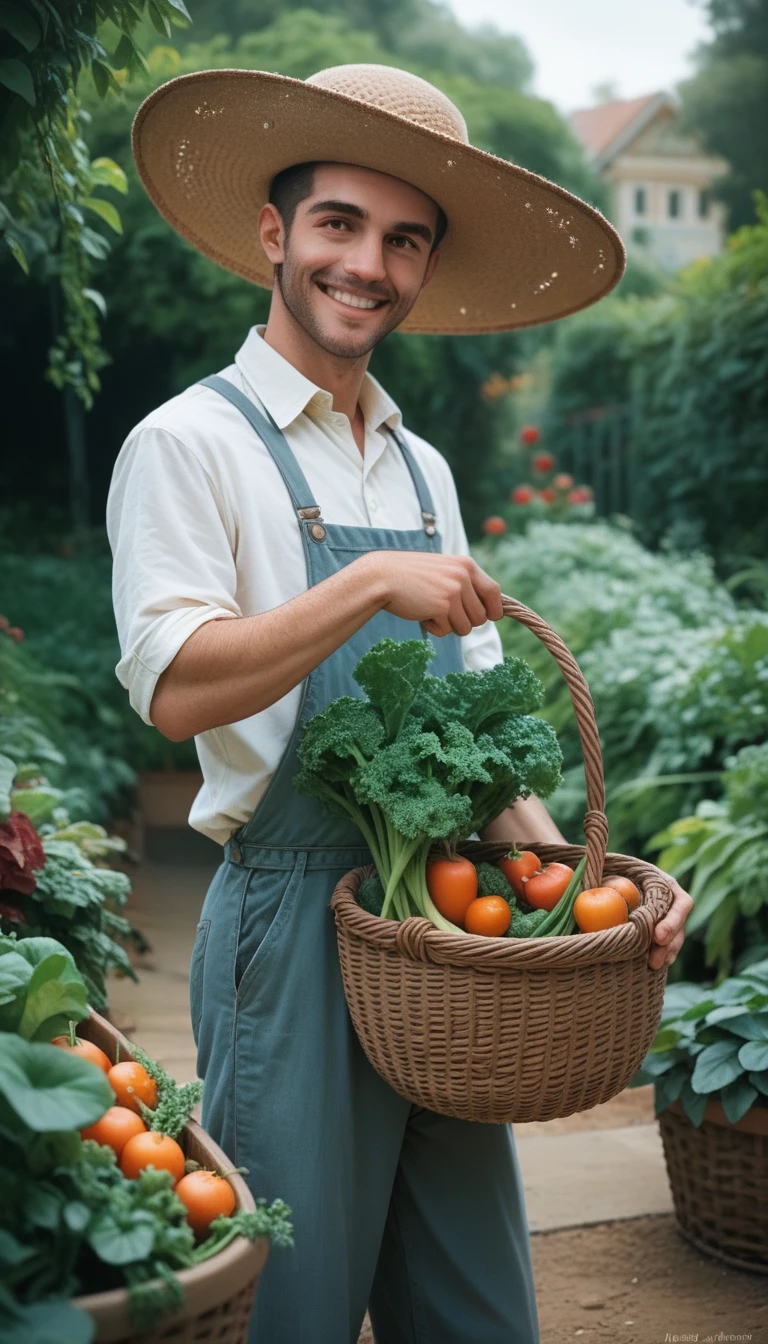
top-left (668, 190), bottom-right (682, 219)
top-left (698, 188), bottom-right (710, 218)
top-left (634, 186), bottom-right (646, 216)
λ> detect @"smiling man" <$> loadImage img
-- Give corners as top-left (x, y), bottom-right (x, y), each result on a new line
top-left (109, 62), bottom-right (693, 1344)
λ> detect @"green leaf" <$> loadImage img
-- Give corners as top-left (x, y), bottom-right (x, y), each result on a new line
top-left (83, 198), bottom-right (122, 234)
top-left (0, 56), bottom-right (34, 104)
top-left (0, 2), bottom-right (40, 51)
top-left (17, 951), bottom-right (88, 1043)
top-left (705, 1004), bottom-right (754, 1026)
top-left (0, 1036), bottom-right (113, 1131)
top-left (691, 1039), bottom-right (744, 1094)
top-left (90, 59), bottom-right (110, 99)
top-left (749, 1069), bottom-right (768, 1097)
top-left (0, 1297), bottom-right (95, 1344)
top-left (720, 1076), bottom-right (758, 1124)
top-left (0, 951), bottom-right (34, 1030)
top-left (5, 234), bottom-right (28, 273)
top-left (82, 288), bottom-right (107, 318)
top-left (148, 1), bottom-right (171, 37)
top-left (654, 1062), bottom-right (688, 1111)
top-left (64, 1200), bottom-right (91, 1232)
top-left (681, 998), bottom-right (716, 1021)
top-left (165, 0), bottom-right (192, 19)
top-left (89, 157), bottom-right (128, 195)
top-left (679, 1079), bottom-right (709, 1127)
top-left (738, 1040), bottom-right (768, 1071)
top-left (727, 1013), bottom-right (768, 1041)
top-left (650, 1025), bottom-right (684, 1052)
top-left (111, 33), bottom-right (134, 70)
top-left (89, 1209), bottom-right (155, 1264)
top-left (11, 784), bottom-right (63, 825)
top-left (0, 752), bottom-right (15, 819)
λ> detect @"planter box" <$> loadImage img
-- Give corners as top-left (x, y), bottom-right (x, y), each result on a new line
top-left (658, 1096), bottom-right (768, 1275)
top-left (72, 1010), bottom-right (268, 1342)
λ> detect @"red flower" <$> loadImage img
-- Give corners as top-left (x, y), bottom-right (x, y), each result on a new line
top-left (7, 627), bottom-right (23, 642)
top-left (0, 903), bottom-right (27, 925)
top-left (568, 487), bottom-right (592, 505)
top-left (0, 615), bottom-right (9, 631)
top-left (532, 452), bottom-right (555, 474)
top-left (519, 425), bottom-right (540, 446)
top-left (482, 516), bottom-right (507, 536)
top-left (512, 485), bottom-right (535, 505)
top-left (0, 813), bottom-right (45, 895)
top-left (554, 473), bottom-right (574, 491)
top-left (539, 487), bottom-right (556, 504)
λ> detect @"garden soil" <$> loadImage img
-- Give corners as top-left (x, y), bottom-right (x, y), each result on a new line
top-left (358, 1214), bottom-right (768, 1343)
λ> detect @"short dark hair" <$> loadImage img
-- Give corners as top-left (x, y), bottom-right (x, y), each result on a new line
top-left (268, 160), bottom-right (448, 252)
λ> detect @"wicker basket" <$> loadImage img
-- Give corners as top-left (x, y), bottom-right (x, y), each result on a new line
top-left (659, 1097), bottom-right (768, 1274)
top-left (330, 594), bottom-right (675, 1124)
top-left (71, 1011), bottom-right (268, 1343)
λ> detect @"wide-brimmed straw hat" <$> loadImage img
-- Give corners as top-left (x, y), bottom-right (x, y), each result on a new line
top-left (132, 63), bottom-right (625, 335)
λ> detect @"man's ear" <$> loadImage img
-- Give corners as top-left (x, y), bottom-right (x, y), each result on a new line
top-left (258, 202), bottom-right (286, 264)
top-left (420, 248), bottom-right (441, 291)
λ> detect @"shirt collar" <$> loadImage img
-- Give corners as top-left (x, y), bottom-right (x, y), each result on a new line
top-left (234, 325), bottom-right (403, 435)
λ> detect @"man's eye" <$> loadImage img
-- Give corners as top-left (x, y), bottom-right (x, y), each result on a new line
top-left (326, 219), bottom-right (349, 230)
top-left (390, 236), bottom-right (416, 249)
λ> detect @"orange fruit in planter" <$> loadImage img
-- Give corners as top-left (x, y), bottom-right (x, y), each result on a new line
top-left (81, 1106), bottom-right (147, 1157)
top-left (574, 887), bottom-right (629, 933)
top-left (175, 1170), bottom-right (237, 1237)
top-left (602, 874), bottom-right (642, 912)
top-left (464, 896), bottom-right (512, 938)
top-left (107, 1060), bottom-right (158, 1114)
top-left (52, 1035), bottom-right (111, 1073)
top-left (120, 1131), bottom-right (186, 1184)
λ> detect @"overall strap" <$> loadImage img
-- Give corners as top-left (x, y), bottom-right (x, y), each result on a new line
top-left (198, 374), bottom-right (323, 525)
top-left (390, 428), bottom-right (437, 537)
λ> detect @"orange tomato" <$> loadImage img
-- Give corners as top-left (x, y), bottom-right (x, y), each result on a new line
top-left (174, 1170), bottom-right (237, 1237)
top-left (52, 1035), bottom-right (111, 1073)
top-left (523, 862), bottom-right (574, 912)
top-left (464, 896), bottom-right (512, 938)
top-left (81, 1106), bottom-right (147, 1157)
top-left (602, 874), bottom-right (642, 912)
top-left (426, 856), bottom-right (478, 926)
top-left (574, 887), bottom-right (629, 933)
top-left (497, 850), bottom-right (541, 898)
top-left (120, 1130), bottom-right (186, 1184)
top-left (107, 1060), bottom-right (158, 1115)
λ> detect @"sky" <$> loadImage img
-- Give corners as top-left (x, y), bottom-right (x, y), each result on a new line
top-left (446, 0), bottom-right (712, 112)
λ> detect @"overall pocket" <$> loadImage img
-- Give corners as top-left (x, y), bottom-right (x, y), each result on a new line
top-left (188, 918), bottom-right (211, 1048)
top-left (234, 855), bottom-right (306, 1006)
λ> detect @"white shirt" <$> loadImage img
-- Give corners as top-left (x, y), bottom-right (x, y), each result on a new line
top-left (107, 325), bottom-right (503, 845)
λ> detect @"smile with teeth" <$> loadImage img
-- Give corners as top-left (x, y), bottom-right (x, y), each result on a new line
top-left (319, 283), bottom-right (387, 311)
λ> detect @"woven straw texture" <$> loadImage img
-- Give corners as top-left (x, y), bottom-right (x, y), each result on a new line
top-left (131, 63), bottom-right (625, 334)
top-left (659, 1101), bottom-right (768, 1274)
top-left (330, 595), bottom-right (674, 1124)
top-left (71, 1012), bottom-right (267, 1344)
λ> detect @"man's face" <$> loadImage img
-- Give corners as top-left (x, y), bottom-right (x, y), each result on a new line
top-left (262, 163), bottom-right (442, 359)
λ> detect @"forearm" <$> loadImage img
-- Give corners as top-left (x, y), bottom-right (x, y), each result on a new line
top-left (479, 795), bottom-right (567, 846)
top-left (150, 553), bottom-right (388, 740)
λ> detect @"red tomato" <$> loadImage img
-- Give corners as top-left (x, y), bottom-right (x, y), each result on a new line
top-left (482, 516), bottom-right (507, 536)
top-left (523, 862), bottom-right (574, 911)
top-left (426, 856), bottom-right (478, 926)
top-left (497, 850), bottom-right (541, 897)
top-left (120, 1131), bottom-right (186, 1184)
top-left (175, 1170), bottom-right (237, 1237)
top-left (464, 896), bottom-right (511, 937)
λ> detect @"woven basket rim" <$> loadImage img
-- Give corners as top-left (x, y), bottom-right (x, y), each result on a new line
top-left (332, 842), bottom-right (674, 970)
top-left (71, 1011), bottom-right (266, 1335)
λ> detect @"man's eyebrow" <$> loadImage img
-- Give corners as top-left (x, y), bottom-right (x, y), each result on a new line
top-left (305, 199), bottom-right (433, 244)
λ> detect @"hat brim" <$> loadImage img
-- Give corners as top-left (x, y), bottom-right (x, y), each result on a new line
top-left (132, 68), bottom-right (626, 335)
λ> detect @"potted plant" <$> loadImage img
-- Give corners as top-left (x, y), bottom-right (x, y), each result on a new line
top-left (631, 954), bottom-right (768, 1273)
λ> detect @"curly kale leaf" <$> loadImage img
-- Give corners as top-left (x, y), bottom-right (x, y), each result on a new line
top-left (354, 731), bottom-right (474, 841)
top-left (353, 637), bottom-right (433, 741)
top-left (296, 697), bottom-right (384, 780)
top-left (412, 657), bottom-right (544, 735)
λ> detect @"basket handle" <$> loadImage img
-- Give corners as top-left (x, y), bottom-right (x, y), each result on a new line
top-left (501, 593), bottom-right (607, 890)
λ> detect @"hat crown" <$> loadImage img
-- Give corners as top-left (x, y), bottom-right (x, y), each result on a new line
top-left (306, 64), bottom-right (469, 145)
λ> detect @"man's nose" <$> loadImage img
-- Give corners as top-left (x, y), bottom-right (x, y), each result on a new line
top-left (342, 232), bottom-right (388, 284)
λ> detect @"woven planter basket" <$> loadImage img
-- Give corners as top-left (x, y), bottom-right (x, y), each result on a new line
top-left (659, 1097), bottom-right (768, 1274)
top-left (330, 595), bottom-right (675, 1124)
top-left (71, 1011), bottom-right (268, 1343)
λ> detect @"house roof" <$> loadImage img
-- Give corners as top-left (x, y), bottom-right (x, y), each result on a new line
top-left (570, 93), bottom-right (666, 162)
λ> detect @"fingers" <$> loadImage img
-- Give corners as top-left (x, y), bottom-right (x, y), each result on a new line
top-left (648, 881), bottom-right (694, 969)
top-left (470, 561), bottom-right (504, 622)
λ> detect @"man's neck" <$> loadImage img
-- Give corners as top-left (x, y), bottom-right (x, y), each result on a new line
top-left (262, 303), bottom-right (370, 425)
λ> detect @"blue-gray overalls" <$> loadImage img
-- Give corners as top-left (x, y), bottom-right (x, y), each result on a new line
top-left (189, 375), bottom-right (539, 1344)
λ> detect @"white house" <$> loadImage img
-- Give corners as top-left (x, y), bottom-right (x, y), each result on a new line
top-left (569, 91), bottom-right (729, 270)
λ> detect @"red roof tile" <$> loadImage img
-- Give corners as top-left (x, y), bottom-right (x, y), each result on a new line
top-left (570, 93), bottom-right (660, 159)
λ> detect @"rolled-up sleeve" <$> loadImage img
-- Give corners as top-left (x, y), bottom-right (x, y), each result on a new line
top-left (106, 425), bottom-right (241, 726)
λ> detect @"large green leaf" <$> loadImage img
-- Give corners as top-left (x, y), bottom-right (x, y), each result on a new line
top-left (0, 950), bottom-right (33, 1029)
top-left (0, 752), bottom-right (16, 820)
top-left (750, 1069), bottom-right (768, 1097)
top-left (738, 1040), bottom-right (768, 1071)
top-left (678, 1079), bottom-right (709, 1127)
top-left (720, 1076), bottom-right (758, 1124)
top-left (0, 56), bottom-right (34, 104)
top-left (0, 1297), bottom-right (94, 1344)
top-left (654, 1063), bottom-right (688, 1112)
top-left (89, 157), bottom-right (127, 195)
top-left (0, 3), bottom-right (41, 52)
top-left (690, 1039), bottom-right (744, 1094)
top-left (0, 1037), bottom-right (112, 1131)
top-left (88, 1209), bottom-right (155, 1265)
top-left (83, 197), bottom-right (122, 235)
top-left (17, 952), bottom-right (88, 1042)
top-left (727, 1013), bottom-right (768, 1041)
